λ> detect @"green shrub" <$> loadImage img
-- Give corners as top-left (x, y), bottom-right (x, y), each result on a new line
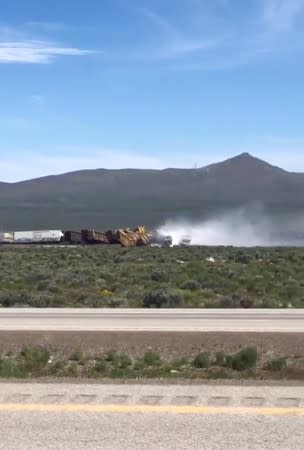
top-left (143, 351), bottom-right (161, 366)
top-left (235, 252), bottom-right (251, 264)
top-left (0, 295), bottom-right (16, 307)
top-left (65, 362), bottom-right (79, 377)
top-left (36, 281), bottom-right (50, 291)
top-left (94, 358), bottom-right (108, 374)
top-left (215, 351), bottom-right (226, 366)
top-left (193, 352), bottom-right (210, 369)
top-left (69, 348), bottom-right (85, 362)
top-left (102, 296), bottom-right (129, 308)
top-left (118, 354), bottom-right (132, 369)
top-left (133, 358), bottom-right (146, 371)
top-left (18, 347), bottom-right (50, 375)
top-left (228, 347), bottom-right (258, 371)
top-left (267, 357), bottom-right (287, 371)
top-left (181, 280), bottom-right (201, 291)
top-left (240, 298), bottom-right (255, 308)
top-left (20, 347), bottom-right (50, 366)
top-left (0, 358), bottom-right (27, 377)
top-left (104, 350), bottom-right (119, 363)
top-left (151, 270), bottom-right (169, 282)
top-left (143, 288), bottom-right (184, 308)
top-left (104, 350), bottom-right (129, 369)
top-left (219, 296), bottom-right (241, 308)
top-left (26, 294), bottom-right (52, 308)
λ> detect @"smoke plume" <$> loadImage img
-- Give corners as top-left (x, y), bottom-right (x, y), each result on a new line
top-left (157, 207), bottom-right (281, 247)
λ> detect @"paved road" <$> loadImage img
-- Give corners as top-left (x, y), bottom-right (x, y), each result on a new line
top-left (1, 383), bottom-right (304, 449)
top-left (0, 308), bottom-right (304, 332)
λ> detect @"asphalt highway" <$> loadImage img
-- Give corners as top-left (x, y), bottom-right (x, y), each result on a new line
top-left (0, 308), bottom-right (303, 332)
top-left (1, 383), bottom-right (304, 449)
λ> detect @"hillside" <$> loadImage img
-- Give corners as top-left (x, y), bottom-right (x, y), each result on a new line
top-left (1, 152), bottom-right (304, 230)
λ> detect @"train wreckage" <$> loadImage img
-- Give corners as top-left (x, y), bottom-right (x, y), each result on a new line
top-left (0, 227), bottom-right (176, 248)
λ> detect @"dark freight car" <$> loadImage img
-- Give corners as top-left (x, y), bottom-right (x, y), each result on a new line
top-left (81, 229), bottom-right (110, 244)
top-left (64, 230), bottom-right (83, 244)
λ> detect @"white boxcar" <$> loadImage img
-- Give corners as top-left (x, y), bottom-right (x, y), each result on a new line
top-left (14, 230), bottom-right (63, 243)
top-left (0, 232), bottom-right (14, 243)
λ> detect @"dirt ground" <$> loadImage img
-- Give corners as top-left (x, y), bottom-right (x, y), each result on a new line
top-left (0, 331), bottom-right (303, 358)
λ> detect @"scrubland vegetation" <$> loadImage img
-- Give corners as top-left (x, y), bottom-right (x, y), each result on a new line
top-left (1, 245), bottom-right (304, 308)
top-left (0, 345), bottom-right (303, 380)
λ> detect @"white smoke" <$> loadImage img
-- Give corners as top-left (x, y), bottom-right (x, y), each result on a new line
top-left (157, 208), bottom-right (279, 247)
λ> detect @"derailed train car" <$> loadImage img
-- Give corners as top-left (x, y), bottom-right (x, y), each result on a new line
top-left (115, 226), bottom-right (152, 247)
top-left (64, 226), bottom-right (172, 247)
top-left (0, 226), bottom-right (173, 247)
top-left (80, 226), bottom-right (153, 247)
top-left (80, 229), bottom-right (110, 244)
top-left (150, 231), bottom-right (172, 247)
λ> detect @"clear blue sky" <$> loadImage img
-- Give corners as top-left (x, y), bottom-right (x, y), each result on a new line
top-left (1, 0), bottom-right (304, 181)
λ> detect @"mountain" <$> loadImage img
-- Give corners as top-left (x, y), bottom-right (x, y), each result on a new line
top-left (201, 152), bottom-right (285, 176)
top-left (1, 152), bottom-right (304, 230)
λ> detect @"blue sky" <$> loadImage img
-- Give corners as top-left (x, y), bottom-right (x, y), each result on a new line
top-left (1, 0), bottom-right (304, 181)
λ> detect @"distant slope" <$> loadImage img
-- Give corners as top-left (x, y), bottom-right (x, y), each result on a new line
top-left (1, 153), bottom-right (304, 230)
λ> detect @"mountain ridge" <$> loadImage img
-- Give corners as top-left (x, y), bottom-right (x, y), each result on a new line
top-left (201, 152), bottom-right (287, 174)
top-left (1, 152), bottom-right (304, 230)
top-left (0, 152), bottom-right (297, 185)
